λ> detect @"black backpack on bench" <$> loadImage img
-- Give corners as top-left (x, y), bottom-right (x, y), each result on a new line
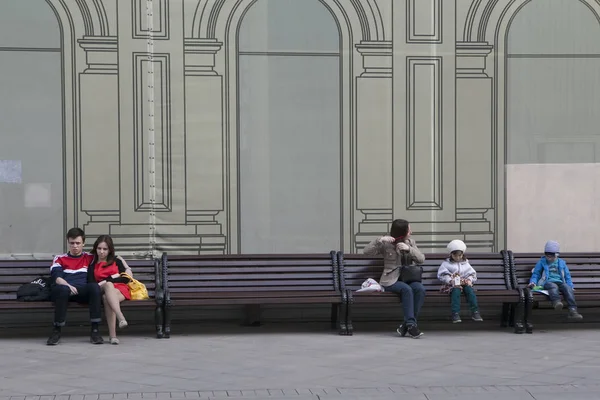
top-left (16, 277), bottom-right (52, 301)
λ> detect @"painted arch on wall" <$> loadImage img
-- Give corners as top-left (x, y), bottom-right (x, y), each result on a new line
top-left (190, 0), bottom-right (388, 253)
top-left (464, 0), bottom-right (600, 250)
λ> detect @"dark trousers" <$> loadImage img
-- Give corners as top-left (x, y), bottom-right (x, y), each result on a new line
top-left (383, 281), bottom-right (426, 326)
top-left (450, 286), bottom-right (479, 313)
top-left (50, 283), bottom-right (102, 326)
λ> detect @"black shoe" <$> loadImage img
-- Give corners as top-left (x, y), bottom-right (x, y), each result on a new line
top-left (568, 309), bottom-right (583, 320)
top-left (407, 325), bottom-right (423, 339)
top-left (451, 313), bottom-right (462, 323)
top-left (472, 311), bottom-right (483, 322)
top-left (46, 329), bottom-right (61, 346)
top-left (90, 331), bottom-right (104, 344)
top-left (396, 324), bottom-right (408, 337)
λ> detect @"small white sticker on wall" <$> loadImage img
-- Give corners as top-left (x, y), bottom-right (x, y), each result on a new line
top-left (0, 160), bottom-right (22, 183)
top-left (25, 183), bottom-right (52, 208)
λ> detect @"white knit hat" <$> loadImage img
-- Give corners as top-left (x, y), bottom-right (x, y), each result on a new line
top-left (447, 239), bottom-right (467, 253)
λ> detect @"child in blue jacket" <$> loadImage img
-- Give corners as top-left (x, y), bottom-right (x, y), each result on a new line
top-left (528, 240), bottom-right (583, 320)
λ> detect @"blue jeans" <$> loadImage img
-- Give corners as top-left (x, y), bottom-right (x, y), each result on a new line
top-left (544, 281), bottom-right (577, 309)
top-left (383, 281), bottom-right (426, 326)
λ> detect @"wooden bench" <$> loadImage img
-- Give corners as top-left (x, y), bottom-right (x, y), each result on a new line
top-left (162, 252), bottom-right (346, 337)
top-left (0, 258), bottom-right (166, 338)
top-left (338, 251), bottom-right (525, 335)
top-left (509, 251), bottom-right (600, 333)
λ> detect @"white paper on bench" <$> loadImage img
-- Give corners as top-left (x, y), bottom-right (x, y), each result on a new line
top-left (356, 278), bottom-right (384, 293)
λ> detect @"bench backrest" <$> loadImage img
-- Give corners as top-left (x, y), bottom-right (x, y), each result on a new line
top-left (164, 253), bottom-right (339, 294)
top-left (511, 252), bottom-right (600, 290)
top-left (339, 252), bottom-right (510, 291)
top-left (0, 258), bottom-right (158, 301)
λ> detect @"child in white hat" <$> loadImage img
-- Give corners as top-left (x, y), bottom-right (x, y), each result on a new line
top-left (437, 240), bottom-right (483, 323)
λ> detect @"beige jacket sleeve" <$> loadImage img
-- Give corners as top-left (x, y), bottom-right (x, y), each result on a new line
top-left (408, 239), bottom-right (425, 264)
top-left (363, 237), bottom-right (383, 256)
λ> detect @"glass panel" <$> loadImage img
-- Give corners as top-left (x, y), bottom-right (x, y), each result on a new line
top-left (0, 0), bottom-right (61, 49)
top-left (237, 0), bottom-right (341, 253)
top-left (508, 0), bottom-right (600, 55)
top-left (239, 0), bottom-right (340, 53)
top-left (0, 51), bottom-right (64, 255)
top-left (239, 55), bottom-right (341, 253)
top-left (507, 58), bottom-right (600, 164)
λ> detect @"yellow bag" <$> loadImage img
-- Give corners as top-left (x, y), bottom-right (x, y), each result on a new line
top-left (120, 273), bottom-right (149, 300)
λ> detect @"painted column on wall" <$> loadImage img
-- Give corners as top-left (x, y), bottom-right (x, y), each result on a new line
top-left (354, 41), bottom-right (393, 251)
top-left (114, 0), bottom-right (187, 255)
top-left (392, 0), bottom-right (458, 251)
top-left (78, 37), bottom-right (120, 238)
top-left (455, 42), bottom-right (495, 251)
top-left (184, 38), bottom-right (227, 254)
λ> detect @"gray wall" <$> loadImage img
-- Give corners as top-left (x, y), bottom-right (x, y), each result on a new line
top-left (1, 0), bottom-right (599, 257)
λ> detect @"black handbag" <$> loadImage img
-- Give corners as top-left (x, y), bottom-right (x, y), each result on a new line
top-left (399, 251), bottom-right (422, 284)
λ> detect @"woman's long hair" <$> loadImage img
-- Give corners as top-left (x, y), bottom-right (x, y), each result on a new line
top-left (390, 219), bottom-right (410, 244)
top-left (91, 235), bottom-right (116, 266)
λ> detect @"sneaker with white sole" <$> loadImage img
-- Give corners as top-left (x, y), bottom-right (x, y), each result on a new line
top-left (407, 325), bottom-right (423, 339)
top-left (46, 329), bottom-right (61, 346)
top-left (396, 324), bottom-right (408, 337)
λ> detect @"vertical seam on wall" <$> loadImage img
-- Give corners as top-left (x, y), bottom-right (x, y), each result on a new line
top-left (146, 0), bottom-right (157, 258)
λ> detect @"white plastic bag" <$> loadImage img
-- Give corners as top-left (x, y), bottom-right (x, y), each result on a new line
top-left (356, 278), bottom-right (384, 293)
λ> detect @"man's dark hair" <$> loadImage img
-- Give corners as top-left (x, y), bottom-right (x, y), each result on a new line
top-left (66, 227), bottom-right (85, 241)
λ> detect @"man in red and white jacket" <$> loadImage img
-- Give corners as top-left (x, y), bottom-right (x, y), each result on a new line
top-left (47, 227), bottom-right (103, 345)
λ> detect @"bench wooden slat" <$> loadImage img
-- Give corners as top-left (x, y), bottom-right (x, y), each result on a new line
top-left (171, 290), bottom-right (339, 298)
top-left (0, 257), bottom-right (165, 338)
top-left (339, 251), bottom-right (523, 335)
top-left (162, 252), bottom-right (345, 335)
top-left (510, 251), bottom-right (600, 333)
top-left (169, 286), bottom-right (338, 293)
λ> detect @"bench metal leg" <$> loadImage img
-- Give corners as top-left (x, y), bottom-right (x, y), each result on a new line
top-left (163, 301), bottom-right (171, 338)
top-left (345, 289), bottom-right (354, 336)
top-left (524, 288), bottom-right (534, 334)
top-left (339, 303), bottom-right (347, 335)
top-left (155, 305), bottom-right (164, 339)
top-left (337, 291), bottom-right (348, 336)
top-left (513, 289), bottom-right (526, 334)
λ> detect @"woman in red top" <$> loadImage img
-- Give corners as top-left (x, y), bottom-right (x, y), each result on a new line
top-left (88, 235), bottom-right (132, 344)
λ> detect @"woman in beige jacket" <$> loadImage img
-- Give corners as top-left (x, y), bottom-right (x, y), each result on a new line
top-left (363, 219), bottom-right (426, 338)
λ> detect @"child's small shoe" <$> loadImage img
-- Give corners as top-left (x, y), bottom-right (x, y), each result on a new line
top-left (472, 311), bottom-right (483, 322)
top-left (552, 301), bottom-right (563, 310)
top-left (109, 337), bottom-right (120, 345)
top-left (451, 313), bottom-right (461, 323)
top-left (567, 308), bottom-right (583, 320)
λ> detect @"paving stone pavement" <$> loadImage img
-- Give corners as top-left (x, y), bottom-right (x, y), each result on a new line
top-left (2, 324), bottom-right (600, 399)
